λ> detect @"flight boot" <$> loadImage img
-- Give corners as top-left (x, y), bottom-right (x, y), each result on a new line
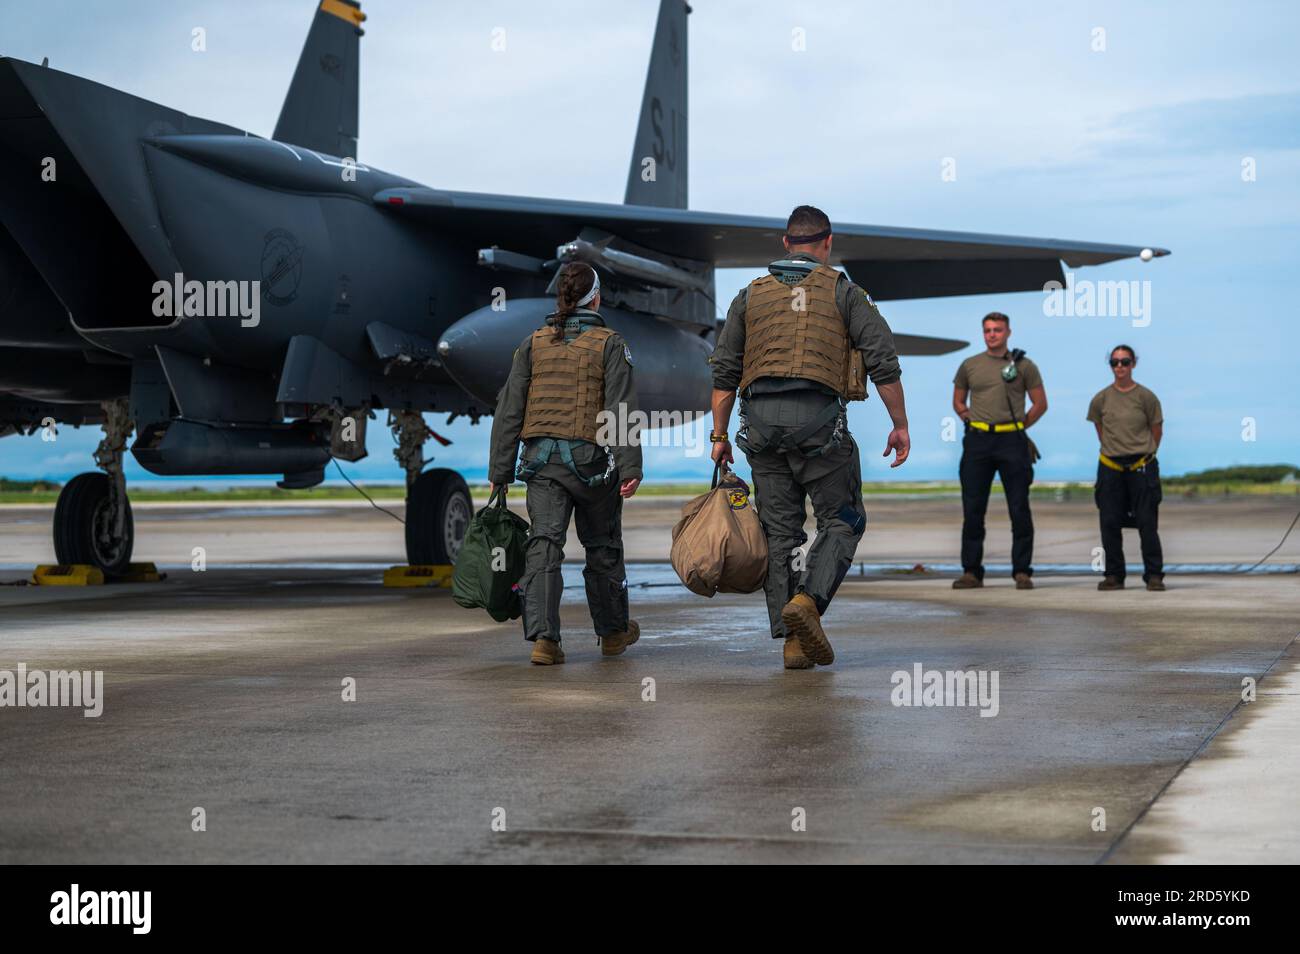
top-left (783, 636), bottom-right (815, 670)
top-left (530, 638), bottom-right (565, 665)
top-left (780, 593), bottom-right (834, 666)
top-left (601, 620), bottom-right (640, 657)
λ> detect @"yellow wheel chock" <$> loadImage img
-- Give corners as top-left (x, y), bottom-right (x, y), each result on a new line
top-left (30, 562), bottom-right (164, 586)
top-left (31, 564), bottom-right (105, 586)
top-left (382, 564), bottom-right (454, 588)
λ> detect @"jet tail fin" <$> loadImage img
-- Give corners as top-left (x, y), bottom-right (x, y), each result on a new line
top-left (623, 0), bottom-right (689, 209)
top-left (273, 0), bottom-right (365, 158)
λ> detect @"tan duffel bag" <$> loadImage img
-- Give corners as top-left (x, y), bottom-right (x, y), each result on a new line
top-left (670, 463), bottom-right (768, 596)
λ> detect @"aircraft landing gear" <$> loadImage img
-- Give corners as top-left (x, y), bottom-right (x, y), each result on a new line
top-left (405, 469), bottom-right (471, 565)
top-left (389, 410), bottom-right (471, 565)
top-left (53, 398), bottom-right (135, 576)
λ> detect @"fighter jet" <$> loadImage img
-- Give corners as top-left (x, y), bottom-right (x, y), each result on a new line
top-left (0, 0), bottom-right (1167, 575)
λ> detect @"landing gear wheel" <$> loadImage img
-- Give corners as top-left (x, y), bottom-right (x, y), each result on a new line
top-left (53, 472), bottom-right (135, 576)
top-left (404, 468), bottom-right (471, 565)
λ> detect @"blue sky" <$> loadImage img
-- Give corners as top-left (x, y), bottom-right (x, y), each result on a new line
top-left (2, 0), bottom-right (1297, 484)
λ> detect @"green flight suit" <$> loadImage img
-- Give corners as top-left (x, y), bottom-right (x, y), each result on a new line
top-left (488, 309), bottom-right (643, 644)
top-left (710, 255), bottom-right (901, 638)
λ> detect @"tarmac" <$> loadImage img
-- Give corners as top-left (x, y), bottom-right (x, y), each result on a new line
top-left (1, 494), bottom-right (1297, 863)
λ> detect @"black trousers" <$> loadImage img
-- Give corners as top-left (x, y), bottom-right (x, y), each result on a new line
top-left (1095, 456), bottom-right (1163, 582)
top-left (959, 427), bottom-right (1034, 578)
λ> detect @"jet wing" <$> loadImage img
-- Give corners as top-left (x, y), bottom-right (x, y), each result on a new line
top-left (893, 334), bottom-right (969, 356)
top-left (373, 187), bottom-right (1168, 301)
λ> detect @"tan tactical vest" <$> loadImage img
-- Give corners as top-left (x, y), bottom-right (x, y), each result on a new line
top-left (520, 324), bottom-right (615, 442)
top-left (739, 263), bottom-right (865, 399)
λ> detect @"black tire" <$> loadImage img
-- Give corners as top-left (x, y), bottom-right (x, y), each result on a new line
top-left (405, 468), bottom-right (472, 565)
top-left (53, 472), bottom-right (134, 576)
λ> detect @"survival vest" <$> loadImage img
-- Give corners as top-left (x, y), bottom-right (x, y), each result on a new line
top-left (519, 322), bottom-right (615, 443)
top-left (738, 263), bottom-right (865, 400)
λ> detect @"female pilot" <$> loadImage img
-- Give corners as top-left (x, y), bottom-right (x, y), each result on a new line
top-left (487, 263), bottom-right (643, 663)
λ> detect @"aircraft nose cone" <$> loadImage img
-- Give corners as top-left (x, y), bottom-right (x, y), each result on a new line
top-left (438, 299), bottom-right (551, 406)
top-left (435, 327), bottom-right (493, 405)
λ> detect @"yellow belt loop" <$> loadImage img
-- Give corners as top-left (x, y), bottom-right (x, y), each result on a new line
top-left (970, 421), bottom-right (1024, 432)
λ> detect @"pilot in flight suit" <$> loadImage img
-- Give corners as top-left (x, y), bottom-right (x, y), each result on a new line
top-left (709, 205), bottom-right (911, 669)
top-left (488, 262), bottom-right (643, 665)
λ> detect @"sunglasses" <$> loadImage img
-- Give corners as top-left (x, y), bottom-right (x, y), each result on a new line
top-left (1109, 358), bottom-right (1133, 368)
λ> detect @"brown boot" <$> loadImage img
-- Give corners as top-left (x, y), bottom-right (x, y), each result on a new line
top-left (952, 572), bottom-right (983, 589)
top-left (1146, 577), bottom-right (1166, 592)
top-left (601, 620), bottom-right (640, 657)
top-left (780, 593), bottom-right (834, 666)
top-left (1014, 572), bottom-right (1034, 590)
top-left (783, 636), bottom-right (815, 670)
top-left (1097, 576), bottom-right (1125, 591)
top-left (530, 638), bottom-right (565, 665)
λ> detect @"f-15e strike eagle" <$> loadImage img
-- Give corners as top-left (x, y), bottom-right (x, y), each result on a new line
top-left (0, 0), bottom-right (1167, 575)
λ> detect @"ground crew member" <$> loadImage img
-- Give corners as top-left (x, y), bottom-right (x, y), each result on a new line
top-left (1088, 344), bottom-right (1165, 591)
top-left (488, 262), bottom-right (643, 665)
top-left (951, 312), bottom-right (1047, 590)
top-left (710, 205), bottom-right (910, 670)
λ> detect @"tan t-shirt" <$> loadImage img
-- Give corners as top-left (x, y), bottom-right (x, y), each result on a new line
top-left (954, 352), bottom-right (1043, 425)
top-left (1087, 383), bottom-right (1163, 458)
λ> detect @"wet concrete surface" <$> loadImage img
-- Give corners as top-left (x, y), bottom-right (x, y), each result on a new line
top-left (4, 493), bottom-right (1299, 567)
top-left (1104, 638), bottom-right (1300, 864)
top-left (0, 497), bottom-right (1297, 863)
